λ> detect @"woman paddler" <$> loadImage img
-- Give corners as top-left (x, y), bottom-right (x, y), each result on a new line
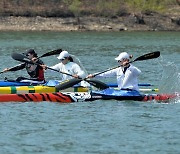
top-left (42, 50), bottom-right (87, 86)
top-left (87, 52), bottom-right (141, 91)
top-left (3, 49), bottom-right (45, 84)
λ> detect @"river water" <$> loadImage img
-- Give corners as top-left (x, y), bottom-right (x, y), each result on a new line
top-left (0, 31), bottom-right (179, 153)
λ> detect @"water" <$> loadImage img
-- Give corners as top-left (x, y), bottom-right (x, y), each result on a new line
top-left (0, 31), bottom-right (180, 153)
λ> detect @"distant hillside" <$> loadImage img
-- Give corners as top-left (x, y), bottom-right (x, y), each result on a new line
top-left (0, 0), bottom-right (179, 17)
top-left (0, 0), bottom-right (179, 31)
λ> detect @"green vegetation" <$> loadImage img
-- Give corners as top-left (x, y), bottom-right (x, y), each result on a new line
top-left (67, 0), bottom-right (82, 17)
top-left (0, 0), bottom-right (178, 17)
top-left (126, 0), bottom-right (177, 13)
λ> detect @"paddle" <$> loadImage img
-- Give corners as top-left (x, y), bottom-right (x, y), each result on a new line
top-left (11, 52), bottom-right (76, 77)
top-left (93, 51), bottom-right (160, 77)
top-left (0, 64), bottom-right (23, 74)
top-left (11, 52), bottom-right (107, 90)
top-left (38, 48), bottom-right (62, 58)
top-left (55, 78), bottom-right (109, 90)
top-left (56, 51), bottom-right (160, 90)
top-left (0, 48), bottom-right (62, 74)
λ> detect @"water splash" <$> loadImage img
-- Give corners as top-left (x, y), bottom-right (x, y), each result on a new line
top-left (158, 57), bottom-right (180, 94)
top-left (174, 92), bottom-right (180, 104)
top-left (69, 54), bottom-right (88, 77)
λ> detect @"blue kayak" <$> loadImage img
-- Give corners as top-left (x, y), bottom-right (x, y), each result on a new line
top-left (0, 80), bottom-right (39, 86)
top-left (89, 88), bottom-right (177, 102)
top-left (91, 88), bottom-right (144, 101)
top-left (0, 80), bottom-right (153, 87)
top-left (0, 80), bottom-right (61, 87)
top-left (0, 80), bottom-right (73, 87)
top-left (92, 88), bottom-right (141, 96)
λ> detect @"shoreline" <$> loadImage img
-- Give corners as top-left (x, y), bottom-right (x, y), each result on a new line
top-left (0, 14), bottom-right (180, 32)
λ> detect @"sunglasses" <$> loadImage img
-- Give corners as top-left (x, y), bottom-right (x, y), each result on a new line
top-left (118, 58), bottom-right (127, 63)
top-left (60, 58), bottom-right (65, 61)
top-left (60, 57), bottom-right (68, 61)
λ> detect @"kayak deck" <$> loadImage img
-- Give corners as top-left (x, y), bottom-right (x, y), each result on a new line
top-left (0, 85), bottom-right (90, 94)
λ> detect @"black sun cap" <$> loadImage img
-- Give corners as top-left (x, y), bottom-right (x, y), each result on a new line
top-left (25, 49), bottom-right (37, 57)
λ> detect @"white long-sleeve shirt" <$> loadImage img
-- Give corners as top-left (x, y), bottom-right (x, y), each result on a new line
top-left (50, 62), bottom-right (86, 81)
top-left (97, 64), bottom-right (141, 91)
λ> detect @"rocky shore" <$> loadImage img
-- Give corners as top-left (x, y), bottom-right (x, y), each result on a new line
top-left (0, 12), bottom-right (179, 31)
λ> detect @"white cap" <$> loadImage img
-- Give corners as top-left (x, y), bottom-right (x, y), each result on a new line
top-left (115, 52), bottom-right (130, 61)
top-left (57, 50), bottom-right (70, 60)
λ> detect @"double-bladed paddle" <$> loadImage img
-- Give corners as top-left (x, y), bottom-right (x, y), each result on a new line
top-left (11, 52), bottom-right (75, 77)
top-left (55, 51), bottom-right (160, 90)
top-left (0, 48), bottom-right (62, 74)
top-left (11, 52), bottom-right (107, 90)
top-left (55, 78), bottom-right (109, 90)
top-left (92, 51), bottom-right (160, 77)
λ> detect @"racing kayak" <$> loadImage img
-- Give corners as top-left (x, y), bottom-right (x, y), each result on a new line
top-left (0, 80), bottom-right (39, 86)
top-left (0, 79), bottom-right (153, 87)
top-left (0, 79), bottom-right (61, 86)
top-left (0, 80), bottom-right (158, 94)
top-left (0, 88), bottom-right (178, 103)
top-left (0, 85), bottom-right (90, 94)
top-left (0, 85), bottom-right (158, 94)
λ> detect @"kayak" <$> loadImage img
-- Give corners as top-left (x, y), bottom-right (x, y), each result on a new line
top-left (0, 79), bottom-right (60, 86)
top-left (0, 79), bottom-right (158, 94)
top-left (0, 88), bottom-right (178, 103)
top-left (0, 80), bottom-right (153, 87)
top-left (0, 80), bottom-right (39, 86)
top-left (0, 85), bottom-right (90, 94)
top-left (88, 88), bottom-right (178, 102)
top-left (0, 85), bottom-right (159, 94)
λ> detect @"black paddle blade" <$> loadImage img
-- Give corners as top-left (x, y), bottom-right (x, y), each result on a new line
top-left (133, 51), bottom-right (160, 62)
top-left (55, 78), bottom-right (82, 90)
top-left (85, 79), bottom-right (109, 90)
top-left (39, 49), bottom-right (62, 58)
top-left (55, 78), bottom-right (109, 91)
top-left (11, 52), bottom-right (34, 64)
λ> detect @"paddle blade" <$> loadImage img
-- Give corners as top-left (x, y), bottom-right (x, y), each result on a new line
top-left (85, 79), bottom-right (109, 90)
top-left (11, 52), bottom-right (34, 64)
top-left (55, 78), bottom-right (82, 90)
top-left (39, 49), bottom-right (62, 58)
top-left (133, 51), bottom-right (160, 62)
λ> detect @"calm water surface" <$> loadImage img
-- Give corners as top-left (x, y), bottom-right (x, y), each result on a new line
top-left (0, 31), bottom-right (179, 153)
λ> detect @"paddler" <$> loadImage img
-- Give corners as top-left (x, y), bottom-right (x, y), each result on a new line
top-left (42, 50), bottom-right (87, 86)
top-left (3, 49), bottom-right (45, 83)
top-left (87, 52), bottom-right (141, 91)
